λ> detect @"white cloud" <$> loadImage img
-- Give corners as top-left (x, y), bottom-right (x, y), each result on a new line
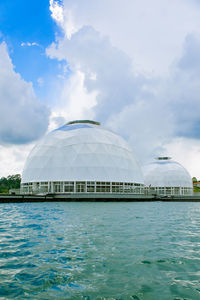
top-left (21, 42), bottom-right (40, 47)
top-left (0, 143), bottom-right (34, 178)
top-left (164, 138), bottom-right (200, 178)
top-left (48, 70), bottom-right (97, 132)
top-left (0, 42), bottom-right (49, 145)
top-left (46, 1), bottom-right (200, 178)
top-left (49, 0), bottom-right (64, 26)
top-left (59, 0), bottom-right (200, 75)
top-left (47, 26), bottom-right (144, 120)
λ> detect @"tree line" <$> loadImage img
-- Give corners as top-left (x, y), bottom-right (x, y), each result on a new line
top-left (0, 174), bottom-right (21, 193)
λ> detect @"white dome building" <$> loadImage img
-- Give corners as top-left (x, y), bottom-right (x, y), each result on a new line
top-left (143, 157), bottom-right (193, 196)
top-left (21, 120), bottom-right (144, 195)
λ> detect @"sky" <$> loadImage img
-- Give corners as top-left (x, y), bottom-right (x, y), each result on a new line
top-left (1, 0), bottom-right (200, 178)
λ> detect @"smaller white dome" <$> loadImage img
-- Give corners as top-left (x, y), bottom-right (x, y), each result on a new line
top-left (143, 157), bottom-right (192, 188)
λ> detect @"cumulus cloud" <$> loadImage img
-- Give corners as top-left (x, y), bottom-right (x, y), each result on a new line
top-left (48, 70), bottom-right (97, 132)
top-left (47, 26), bottom-right (144, 120)
top-left (164, 34), bottom-right (200, 139)
top-left (47, 0), bottom-right (200, 176)
top-left (56, 0), bottom-right (200, 74)
top-left (49, 0), bottom-right (64, 26)
top-left (0, 42), bottom-right (49, 144)
top-left (110, 33), bottom-right (200, 155)
top-left (177, 34), bottom-right (200, 75)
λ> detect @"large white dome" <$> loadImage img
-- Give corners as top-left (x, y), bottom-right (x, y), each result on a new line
top-left (143, 157), bottom-right (193, 195)
top-left (21, 120), bottom-right (144, 194)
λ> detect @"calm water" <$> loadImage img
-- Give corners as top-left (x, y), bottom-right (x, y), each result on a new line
top-left (0, 202), bottom-right (200, 299)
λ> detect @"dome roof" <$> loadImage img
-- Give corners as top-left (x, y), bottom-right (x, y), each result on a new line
top-left (22, 120), bottom-right (144, 184)
top-left (143, 157), bottom-right (192, 188)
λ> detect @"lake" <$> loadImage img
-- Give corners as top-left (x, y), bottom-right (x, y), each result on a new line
top-left (0, 202), bottom-right (200, 299)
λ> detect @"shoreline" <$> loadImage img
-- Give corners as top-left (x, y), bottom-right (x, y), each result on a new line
top-left (1, 193), bottom-right (200, 203)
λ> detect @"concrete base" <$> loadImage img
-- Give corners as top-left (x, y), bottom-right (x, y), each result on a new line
top-left (0, 193), bottom-right (200, 202)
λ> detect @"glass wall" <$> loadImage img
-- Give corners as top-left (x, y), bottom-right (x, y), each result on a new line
top-left (144, 186), bottom-right (193, 196)
top-left (21, 182), bottom-right (193, 196)
top-left (21, 181), bottom-right (144, 195)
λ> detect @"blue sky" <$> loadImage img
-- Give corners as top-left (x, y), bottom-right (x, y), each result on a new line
top-left (0, 0), bottom-right (66, 100)
top-left (1, 0), bottom-right (200, 177)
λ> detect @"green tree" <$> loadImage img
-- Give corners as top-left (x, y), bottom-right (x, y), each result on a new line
top-left (192, 177), bottom-right (197, 182)
top-left (0, 174), bottom-right (21, 193)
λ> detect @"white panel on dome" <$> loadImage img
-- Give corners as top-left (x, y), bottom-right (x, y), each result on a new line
top-left (143, 158), bottom-right (193, 195)
top-left (22, 121), bottom-right (144, 189)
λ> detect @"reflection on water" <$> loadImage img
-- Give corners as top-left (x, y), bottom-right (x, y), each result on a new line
top-left (0, 202), bottom-right (200, 299)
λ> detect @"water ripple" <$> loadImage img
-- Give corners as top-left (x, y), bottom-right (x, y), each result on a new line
top-left (0, 202), bottom-right (200, 299)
